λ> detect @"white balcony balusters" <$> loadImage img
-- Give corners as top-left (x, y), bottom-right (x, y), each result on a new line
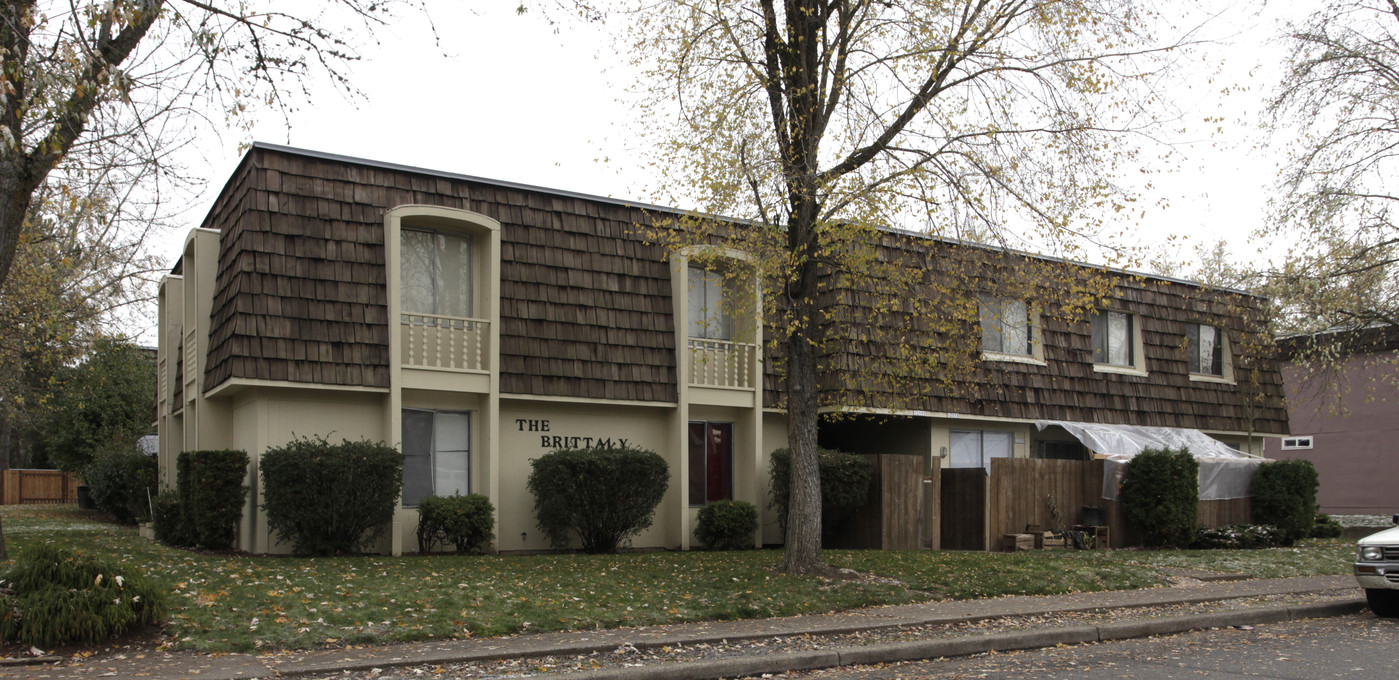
top-left (401, 313), bottom-right (489, 371)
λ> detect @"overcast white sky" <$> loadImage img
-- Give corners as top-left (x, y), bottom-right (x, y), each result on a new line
top-left (166, 1), bottom-right (1308, 279)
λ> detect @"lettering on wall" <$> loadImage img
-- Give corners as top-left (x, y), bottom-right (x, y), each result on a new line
top-left (515, 419), bottom-right (630, 450)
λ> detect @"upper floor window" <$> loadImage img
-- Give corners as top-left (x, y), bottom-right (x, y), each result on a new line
top-left (1085, 309), bottom-right (1141, 372)
top-left (979, 297), bottom-right (1034, 357)
top-left (401, 228), bottom-right (474, 318)
top-left (1187, 323), bottom-right (1225, 376)
top-left (688, 266), bottom-right (734, 340)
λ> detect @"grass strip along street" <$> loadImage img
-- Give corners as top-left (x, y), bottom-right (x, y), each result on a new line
top-left (0, 505), bottom-right (1353, 654)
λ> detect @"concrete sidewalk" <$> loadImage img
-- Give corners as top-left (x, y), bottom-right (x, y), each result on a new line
top-left (0, 575), bottom-right (1364, 680)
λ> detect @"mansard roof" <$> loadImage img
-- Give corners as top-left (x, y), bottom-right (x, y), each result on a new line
top-left (193, 143), bottom-right (1287, 433)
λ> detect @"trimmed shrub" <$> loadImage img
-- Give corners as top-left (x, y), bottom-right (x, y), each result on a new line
top-left (1252, 459), bottom-right (1320, 546)
top-left (0, 545), bottom-right (168, 647)
top-left (417, 493), bottom-right (496, 554)
top-left (1312, 513), bottom-right (1344, 539)
top-left (695, 500), bottom-right (759, 550)
top-left (527, 446), bottom-right (669, 554)
top-left (1192, 524), bottom-right (1284, 549)
top-left (83, 446), bottom-right (158, 524)
top-left (768, 448), bottom-right (874, 536)
top-left (180, 450), bottom-right (250, 550)
top-left (151, 491), bottom-right (194, 546)
top-left (261, 436), bottom-right (403, 555)
top-left (1120, 447), bottom-right (1199, 548)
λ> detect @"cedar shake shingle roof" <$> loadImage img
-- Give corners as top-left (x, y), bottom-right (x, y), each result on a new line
top-left (203, 145), bottom-right (677, 402)
top-left (809, 237), bottom-right (1288, 433)
top-left (195, 143), bottom-right (1286, 434)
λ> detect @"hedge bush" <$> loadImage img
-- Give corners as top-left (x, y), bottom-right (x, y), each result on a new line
top-left (1252, 459), bottom-right (1319, 546)
top-left (417, 493), bottom-right (495, 554)
top-left (83, 446), bottom-right (158, 524)
top-left (768, 447), bottom-right (874, 536)
top-left (261, 436), bottom-right (403, 555)
top-left (0, 545), bottom-right (168, 647)
top-left (151, 491), bottom-right (194, 546)
top-left (695, 500), bottom-right (758, 550)
top-left (527, 446), bottom-right (669, 553)
top-left (1191, 524), bottom-right (1284, 549)
top-left (179, 450), bottom-right (250, 550)
top-left (1120, 446), bottom-right (1198, 548)
top-left (1312, 513), bottom-right (1344, 539)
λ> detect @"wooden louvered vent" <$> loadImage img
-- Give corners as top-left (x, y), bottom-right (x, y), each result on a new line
top-left (183, 328), bottom-right (198, 397)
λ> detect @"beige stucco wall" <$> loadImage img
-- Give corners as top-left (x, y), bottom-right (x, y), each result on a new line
top-left (220, 387), bottom-right (388, 553)
top-left (760, 412), bottom-right (789, 545)
top-left (496, 399), bottom-right (673, 552)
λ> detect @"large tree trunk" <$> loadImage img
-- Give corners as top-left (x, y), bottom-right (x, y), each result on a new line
top-left (781, 316), bottom-right (824, 574)
top-left (778, 191), bottom-right (828, 574)
top-left (0, 152), bottom-right (38, 293)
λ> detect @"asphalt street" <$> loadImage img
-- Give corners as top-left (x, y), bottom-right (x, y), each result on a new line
top-left (777, 613), bottom-right (1399, 679)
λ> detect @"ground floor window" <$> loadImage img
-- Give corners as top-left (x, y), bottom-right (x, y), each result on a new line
top-left (401, 408), bottom-right (471, 507)
top-left (688, 421), bottom-right (732, 506)
top-left (950, 430), bottom-right (1013, 473)
top-left (1036, 439), bottom-right (1088, 460)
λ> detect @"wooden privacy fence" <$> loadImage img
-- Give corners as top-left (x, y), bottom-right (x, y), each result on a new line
top-left (2, 469), bottom-right (79, 505)
top-left (828, 454), bottom-right (930, 550)
top-left (989, 458), bottom-right (1253, 550)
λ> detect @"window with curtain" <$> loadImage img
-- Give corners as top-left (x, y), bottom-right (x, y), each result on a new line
top-left (1187, 323), bottom-right (1224, 375)
top-left (401, 408), bottom-right (471, 507)
top-left (688, 267), bottom-right (733, 340)
top-left (979, 297), bottom-right (1032, 356)
top-left (1091, 310), bottom-right (1135, 367)
top-left (688, 421), bottom-right (732, 506)
top-left (401, 228), bottom-right (473, 318)
top-left (949, 429), bottom-right (1014, 473)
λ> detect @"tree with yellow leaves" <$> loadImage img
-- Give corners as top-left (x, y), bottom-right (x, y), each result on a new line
top-left (624, 0), bottom-right (1192, 573)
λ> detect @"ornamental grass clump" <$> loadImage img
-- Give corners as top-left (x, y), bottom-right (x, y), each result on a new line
top-left (527, 446), bottom-right (669, 554)
top-left (261, 436), bottom-right (402, 555)
top-left (0, 545), bottom-right (167, 647)
top-left (1120, 446), bottom-right (1198, 548)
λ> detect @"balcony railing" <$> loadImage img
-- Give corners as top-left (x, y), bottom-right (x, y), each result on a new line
top-left (401, 313), bottom-right (489, 371)
top-left (688, 338), bottom-right (757, 388)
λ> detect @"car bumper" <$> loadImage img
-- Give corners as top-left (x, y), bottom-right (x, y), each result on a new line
top-left (1355, 563), bottom-right (1399, 590)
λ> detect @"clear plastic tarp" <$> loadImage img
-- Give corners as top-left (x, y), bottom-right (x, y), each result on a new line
top-left (1034, 420), bottom-right (1262, 501)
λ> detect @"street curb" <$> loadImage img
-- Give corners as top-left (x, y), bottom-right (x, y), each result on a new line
top-left (540, 598), bottom-right (1367, 680)
top-left (834, 625), bottom-right (1100, 667)
top-left (543, 651), bottom-right (842, 680)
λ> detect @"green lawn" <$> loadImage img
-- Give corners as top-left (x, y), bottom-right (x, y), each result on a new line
top-left (0, 505), bottom-right (1353, 653)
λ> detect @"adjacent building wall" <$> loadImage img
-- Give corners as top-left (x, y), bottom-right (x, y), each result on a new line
top-left (1266, 334), bottom-right (1399, 515)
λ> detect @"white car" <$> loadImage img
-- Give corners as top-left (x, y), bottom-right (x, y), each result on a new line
top-left (1356, 514), bottom-right (1399, 617)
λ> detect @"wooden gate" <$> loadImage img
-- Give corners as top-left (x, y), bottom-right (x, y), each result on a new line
top-left (940, 468), bottom-right (987, 550)
top-left (2, 469), bottom-right (78, 504)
